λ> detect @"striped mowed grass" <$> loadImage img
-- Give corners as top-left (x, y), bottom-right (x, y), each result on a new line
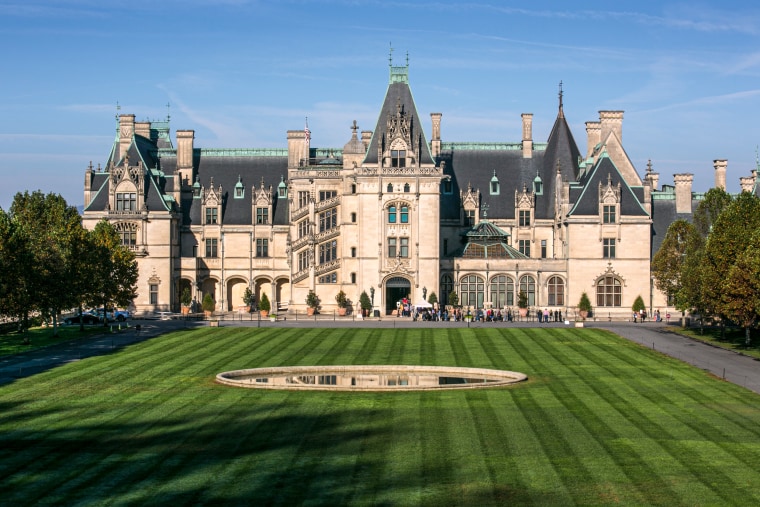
top-left (1, 326), bottom-right (759, 506)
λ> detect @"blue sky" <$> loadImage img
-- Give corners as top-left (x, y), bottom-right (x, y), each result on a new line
top-left (1, 0), bottom-right (759, 209)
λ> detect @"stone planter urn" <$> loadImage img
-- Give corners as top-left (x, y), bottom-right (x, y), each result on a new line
top-left (307, 307), bottom-right (316, 316)
top-left (337, 307), bottom-right (347, 316)
top-left (519, 308), bottom-right (528, 318)
top-left (259, 310), bottom-right (269, 318)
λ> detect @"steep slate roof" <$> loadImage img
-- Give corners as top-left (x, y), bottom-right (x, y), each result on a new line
top-left (169, 152), bottom-right (289, 227)
top-left (363, 77), bottom-right (434, 166)
top-left (649, 194), bottom-right (699, 256)
top-left (438, 103), bottom-right (583, 222)
top-left (568, 152), bottom-right (648, 217)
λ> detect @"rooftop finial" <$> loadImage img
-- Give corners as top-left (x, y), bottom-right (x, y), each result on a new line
top-left (166, 102), bottom-right (171, 123)
top-left (389, 43), bottom-right (393, 66)
top-left (646, 159), bottom-right (653, 174)
top-left (558, 80), bottom-right (564, 116)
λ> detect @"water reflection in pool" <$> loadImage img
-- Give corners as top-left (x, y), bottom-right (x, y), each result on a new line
top-left (217, 366), bottom-right (527, 391)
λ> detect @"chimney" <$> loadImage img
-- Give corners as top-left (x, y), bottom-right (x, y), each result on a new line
top-left (740, 175), bottom-right (755, 193)
top-left (674, 173), bottom-right (694, 214)
top-left (430, 113), bottom-right (442, 158)
top-left (287, 130), bottom-right (307, 168)
top-left (713, 159), bottom-right (727, 190)
top-left (135, 121), bottom-right (151, 139)
top-left (119, 114), bottom-right (135, 161)
top-left (84, 161), bottom-right (94, 207)
top-left (585, 121), bottom-right (600, 158)
top-left (176, 130), bottom-right (195, 186)
top-left (521, 113), bottom-right (533, 159)
top-left (361, 131), bottom-right (372, 151)
top-left (599, 110), bottom-right (623, 143)
top-left (645, 159), bottom-right (659, 191)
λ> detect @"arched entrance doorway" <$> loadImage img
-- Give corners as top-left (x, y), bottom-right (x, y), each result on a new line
top-left (226, 277), bottom-right (247, 311)
top-left (385, 276), bottom-right (411, 315)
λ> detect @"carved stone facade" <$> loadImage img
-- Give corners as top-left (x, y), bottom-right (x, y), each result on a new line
top-left (81, 61), bottom-right (756, 319)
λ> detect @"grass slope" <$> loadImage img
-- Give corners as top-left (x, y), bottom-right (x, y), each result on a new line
top-left (1, 327), bottom-right (759, 506)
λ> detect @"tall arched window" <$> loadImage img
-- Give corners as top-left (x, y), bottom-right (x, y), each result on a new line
top-left (440, 274), bottom-right (453, 305)
top-left (490, 275), bottom-right (514, 308)
top-left (460, 275), bottom-right (485, 308)
top-left (547, 276), bottom-right (565, 306)
top-left (596, 275), bottom-right (622, 307)
top-left (519, 275), bottom-right (536, 306)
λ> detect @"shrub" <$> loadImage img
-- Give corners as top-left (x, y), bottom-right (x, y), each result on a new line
top-left (448, 290), bottom-right (459, 307)
top-left (428, 291), bottom-right (438, 305)
top-left (518, 291), bottom-right (529, 309)
top-left (359, 291), bottom-right (372, 312)
top-left (259, 292), bottom-right (271, 312)
top-left (335, 290), bottom-right (348, 308)
top-left (180, 287), bottom-right (192, 307)
top-left (201, 293), bottom-right (215, 313)
top-left (243, 287), bottom-right (256, 308)
top-left (578, 292), bottom-right (592, 313)
top-left (632, 295), bottom-right (646, 313)
top-left (306, 290), bottom-right (320, 309)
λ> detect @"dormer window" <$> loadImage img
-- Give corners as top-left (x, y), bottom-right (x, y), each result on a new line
top-left (519, 210), bottom-right (531, 227)
top-left (230, 175), bottom-right (243, 199)
top-left (490, 171), bottom-right (500, 195)
top-left (391, 150), bottom-right (406, 167)
top-left (443, 179), bottom-right (453, 194)
top-left (278, 176), bottom-right (287, 198)
top-left (533, 173), bottom-right (543, 195)
top-left (192, 177), bottom-right (201, 198)
top-left (256, 207), bottom-right (269, 225)
top-left (603, 204), bottom-right (616, 224)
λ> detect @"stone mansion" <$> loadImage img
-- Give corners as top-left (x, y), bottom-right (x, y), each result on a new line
top-left (81, 62), bottom-right (756, 318)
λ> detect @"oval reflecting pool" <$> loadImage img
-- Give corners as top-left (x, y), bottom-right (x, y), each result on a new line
top-left (216, 365), bottom-right (527, 391)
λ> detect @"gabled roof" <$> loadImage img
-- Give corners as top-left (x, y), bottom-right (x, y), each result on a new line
top-left (568, 152), bottom-right (648, 217)
top-left (363, 67), bottom-right (434, 165)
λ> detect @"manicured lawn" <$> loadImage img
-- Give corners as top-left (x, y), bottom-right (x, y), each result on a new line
top-left (675, 326), bottom-right (760, 360)
top-left (1, 327), bottom-right (759, 505)
top-left (0, 324), bottom-right (106, 357)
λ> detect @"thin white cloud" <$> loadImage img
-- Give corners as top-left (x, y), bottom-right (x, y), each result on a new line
top-left (634, 89), bottom-right (760, 114)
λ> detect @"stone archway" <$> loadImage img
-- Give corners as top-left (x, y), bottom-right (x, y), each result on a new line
top-left (384, 276), bottom-right (411, 315)
top-left (201, 278), bottom-right (218, 311)
top-left (226, 277), bottom-right (248, 311)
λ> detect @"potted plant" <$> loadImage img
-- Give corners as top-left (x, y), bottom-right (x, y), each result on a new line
top-left (578, 292), bottom-right (592, 320)
top-left (269, 312), bottom-right (277, 322)
top-left (180, 287), bottom-right (192, 315)
top-left (359, 291), bottom-right (372, 317)
top-left (201, 293), bottom-right (215, 319)
top-left (243, 287), bottom-right (256, 313)
top-left (518, 290), bottom-right (529, 317)
top-left (306, 290), bottom-right (320, 315)
top-left (448, 290), bottom-right (459, 308)
top-left (259, 292), bottom-right (270, 318)
top-left (428, 291), bottom-right (438, 309)
top-left (335, 290), bottom-right (348, 316)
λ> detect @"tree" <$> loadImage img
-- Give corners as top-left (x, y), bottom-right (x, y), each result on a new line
top-left (0, 191), bottom-right (89, 336)
top-left (652, 220), bottom-right (697, 308)
top-left (703, 192), bottom-right (760, 332)
top-left (448, 290), bottom-right (459, 307)
top-left (87, 220), bottom-right (138, 326)
top-left (428, 291), bottom-right (438, 305)
top-left (693, 187), bottom-right (733, 237)
top-left (722, 230), bottom-right (760, 346)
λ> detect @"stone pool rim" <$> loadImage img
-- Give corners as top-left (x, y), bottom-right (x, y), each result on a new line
top-left (216, 365), bottom-right (528, 391)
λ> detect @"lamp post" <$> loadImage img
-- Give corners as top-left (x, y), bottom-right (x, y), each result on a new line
top-left (370, 286), bottom-right (375, 314)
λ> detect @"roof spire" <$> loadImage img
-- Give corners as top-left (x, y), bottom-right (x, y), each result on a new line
top-left (558, 80), bottom-right (564, 118)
